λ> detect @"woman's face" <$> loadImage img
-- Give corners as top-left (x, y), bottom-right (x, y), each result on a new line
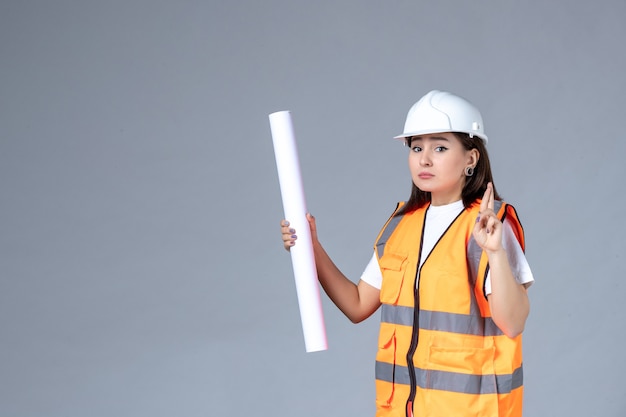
top-left (407, 132), bottom-right (478, 206)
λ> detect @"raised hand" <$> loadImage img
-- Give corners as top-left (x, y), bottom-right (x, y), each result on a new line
top-left (472, 182), bottom-right (503, 253)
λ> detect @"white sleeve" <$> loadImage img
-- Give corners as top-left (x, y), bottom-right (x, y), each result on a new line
top-left (485, 218), bottom-right (534, 295)
top-left (360, 251), bottom-right (383, 290)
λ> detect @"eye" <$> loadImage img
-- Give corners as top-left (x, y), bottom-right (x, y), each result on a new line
top-left (434, 146), bottom-right (448, 152)
top-left (411, 146), bottom-right (422, 152)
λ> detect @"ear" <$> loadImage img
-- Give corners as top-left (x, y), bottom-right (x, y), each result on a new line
top-left (468, 148), bottom-right (479, 167)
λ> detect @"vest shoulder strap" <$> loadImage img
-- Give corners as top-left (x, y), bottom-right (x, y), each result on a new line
top-left (374, 201), bottom-right (406, 260)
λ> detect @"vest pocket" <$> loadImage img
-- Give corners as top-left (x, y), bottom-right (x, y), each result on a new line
top-left (427, 344), bottom-right (496, 375)
top-left (378, 252), bottom-right (408, 305)
top-left (425, 344), bottom-right (498, 416)
top-left (375, 324), bottom-right (396, 408)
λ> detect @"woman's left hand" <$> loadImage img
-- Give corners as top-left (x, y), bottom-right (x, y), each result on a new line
top-left (472, 182), bottom-right (503, 253)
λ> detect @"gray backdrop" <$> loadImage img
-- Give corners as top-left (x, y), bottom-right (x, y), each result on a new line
top-left (1, 1), bottom-right (625, 416)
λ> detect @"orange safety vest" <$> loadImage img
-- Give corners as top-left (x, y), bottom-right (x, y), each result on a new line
top-left (374, 200), bottom-right (525, 417)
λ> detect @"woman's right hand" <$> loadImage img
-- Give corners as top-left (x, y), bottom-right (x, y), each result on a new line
top-left (280, 220), bottom-right (297, 251)
top-left (280, 213), bottom-right (317, 251)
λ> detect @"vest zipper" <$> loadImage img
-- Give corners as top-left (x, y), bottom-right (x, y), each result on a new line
top-left (405, 268), bottom-right (421, 417)
top-left (404, 211), bottom-right (427, 417)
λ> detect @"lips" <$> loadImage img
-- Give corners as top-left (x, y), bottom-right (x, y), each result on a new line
top-left (418, 172), bottom-right (434, 179)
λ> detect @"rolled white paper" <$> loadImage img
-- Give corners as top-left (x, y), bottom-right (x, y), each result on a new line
top-left (269, 110), bottom-right (328, 353)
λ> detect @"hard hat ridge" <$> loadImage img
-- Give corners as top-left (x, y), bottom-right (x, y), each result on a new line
top-left (394, 90), bottom-right (488, 143)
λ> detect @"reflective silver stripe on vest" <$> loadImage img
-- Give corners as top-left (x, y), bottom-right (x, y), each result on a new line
top-left (467, 234), bottom-right (483, 288)
top-left (375, 213), bottom-right (404, 259)
top-left (375, 361), bottom-right (523, 395)
top-left (381, 304), bottom-right (504, 336)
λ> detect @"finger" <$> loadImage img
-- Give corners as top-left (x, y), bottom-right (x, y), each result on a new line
top-left (487, 182), bottom-right (495, 211)
top-left (306, 213), bottom-right (317, 232)
top-left (282, 233), bottom-right (296, 251)
top-left (283, 225), bottom-right (297, 238)
top-left (480, 185), bottom-right (491, 212)
top-left (472, 220), bottom-right (488, 245)
top-left (280, 220), bottom-right (292, 232)
top-left (486, 216), bottom-right (496, 234)
top-left (476, 211), bottom-right (493, 233)
top-left (282, 231), bottom-right (297, 242)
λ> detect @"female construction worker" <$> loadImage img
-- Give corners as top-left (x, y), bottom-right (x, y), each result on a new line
top-left (280, 90), bottom-right (534, 417)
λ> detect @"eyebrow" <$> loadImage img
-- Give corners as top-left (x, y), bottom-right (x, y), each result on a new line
top-left (408, 136), bottom-right (450, 145)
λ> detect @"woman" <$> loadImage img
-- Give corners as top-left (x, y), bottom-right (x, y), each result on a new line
top-left (281, 90), bottom-right (533, 417)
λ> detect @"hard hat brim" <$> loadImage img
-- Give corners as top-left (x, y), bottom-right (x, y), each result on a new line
top-left (393, 129), bottom-right (488, 143)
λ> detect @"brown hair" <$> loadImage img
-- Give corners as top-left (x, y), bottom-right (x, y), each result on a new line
top-left (395, 132), bottom-right (500, 216)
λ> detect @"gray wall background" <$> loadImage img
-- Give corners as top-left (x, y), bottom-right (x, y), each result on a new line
top-left (1, 1), bottom-right (625, 416)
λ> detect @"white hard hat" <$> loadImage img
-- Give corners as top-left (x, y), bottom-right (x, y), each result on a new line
top-left (394, 90), bottom-right (488, 143)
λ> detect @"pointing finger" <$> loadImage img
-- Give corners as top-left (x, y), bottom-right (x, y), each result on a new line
top-left (480, 184), bottom-right (491, 212)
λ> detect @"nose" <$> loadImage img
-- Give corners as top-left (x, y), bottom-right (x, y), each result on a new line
top-left (419, 150), bottom-right (432, 166)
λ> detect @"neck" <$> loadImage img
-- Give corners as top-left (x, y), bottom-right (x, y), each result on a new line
top-left (430, 193), bottom-right (463, 207)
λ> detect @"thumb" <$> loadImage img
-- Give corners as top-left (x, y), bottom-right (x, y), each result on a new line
top-left (306, 213), bottom-right (318, 239)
